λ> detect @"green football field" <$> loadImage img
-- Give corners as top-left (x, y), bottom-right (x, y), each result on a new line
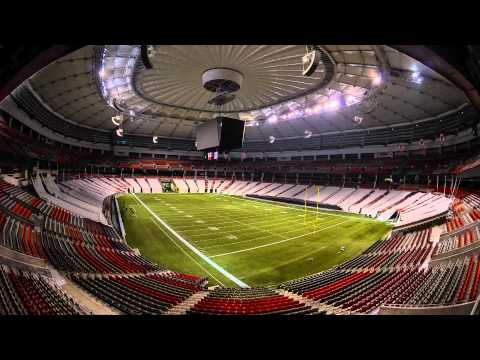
top-left (117, 193), bottom-right (392, 288)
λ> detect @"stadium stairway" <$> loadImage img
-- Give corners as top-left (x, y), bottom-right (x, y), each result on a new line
top-left (344, 189), bottom-right (374, 211)
top-left (165, 290), bottom-right (210, 315)
top-left (320, 187), bottom-right (343, 204)
top-left (418, 225), bottom-right (443, 270)
top-left (233, 181), bottom-right (253, 195)
top-left (133, 178), bottom-right (144, 193)
top-left (60, 277), bottom-right (120, 315)
top-left (275, 288), bottom-right (326, 314)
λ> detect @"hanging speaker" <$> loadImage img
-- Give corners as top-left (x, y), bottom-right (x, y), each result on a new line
top-left (140, 45), bottom-right (153, 69)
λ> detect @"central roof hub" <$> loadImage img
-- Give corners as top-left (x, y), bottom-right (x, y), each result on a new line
top-left (202, 68), bottom-right (244, 93)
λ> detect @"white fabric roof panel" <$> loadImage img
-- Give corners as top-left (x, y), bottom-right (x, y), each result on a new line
top-left (25, 44), bottom-right (469, 143)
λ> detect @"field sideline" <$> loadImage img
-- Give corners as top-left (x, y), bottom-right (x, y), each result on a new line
top-left (118, 193), bottom-right (392, 288)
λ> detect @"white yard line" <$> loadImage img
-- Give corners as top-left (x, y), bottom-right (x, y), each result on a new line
top-left (198, 218), bottom-right (340, 250)
top-left (182, 216), bottom-right (320, 238)
top-left (193, 216), bottom-right (339, 248)
top-left (198, 235), bottom-right (278, 250)
top-left (148, 218), bottom-right (226, 287)
top-left (148, 207), bottom-right (304, 222)
top-left (114, 196), bottom-right (126, 239)
top-left (157, 215), bottom-right (283, 231)
top-left (137, 193), bottom-right (369, 225)
top-left (155, 204), bottom-right (336, 230)
top-left (230, 216), bottom-right (336, 240)
top-left (142, 195), bottom-right (348, 250)
top-left (210, 219), bottom-right (353, 258)
top-left (131, 193), bottom-right (248, 288)
top-left (240, 196), bottom-right (380, 222)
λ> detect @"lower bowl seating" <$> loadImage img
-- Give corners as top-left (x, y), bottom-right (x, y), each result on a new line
top-left (0, 264), bottom-right (83, 315)
top-left (188, 288), bottom-right (315, 315)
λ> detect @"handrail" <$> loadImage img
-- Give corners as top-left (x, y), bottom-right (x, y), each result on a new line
top-left (0, 243), bottom-right (49, 274)
top-left (470, 291), bottom-right (480, 315)
top-left (380, 301), bottom-right (475, 315)
top-left (114, 194), bottom-right (126, 240)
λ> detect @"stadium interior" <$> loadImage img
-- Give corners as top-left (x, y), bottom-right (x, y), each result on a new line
top-left (1, 44), bottom-right (480, 316)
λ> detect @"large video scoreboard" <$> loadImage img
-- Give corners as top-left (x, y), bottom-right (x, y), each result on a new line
top-left (195, 116), bottom-right (245, 152)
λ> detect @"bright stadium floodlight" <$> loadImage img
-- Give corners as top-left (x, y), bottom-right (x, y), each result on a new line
top-left (345, 94), bottom-right (359, 106)
top-left (372, 74), bottom-right (382, 86)
top-left (267, 115), bottom-right (278, 124)
top-left (410, 71), bottom-right (423, 84)
top-left (313, 104), bottom-right (323, 113)
top-left (116, 128), bottom-right (124, 137)
top-left (269, 136), bottom-right (276, 144)
top-left (304, 130), bottom-right (312, 139)
top-left (325, 99), bottom-right (340, 111)
top-left (153, 136), bottom-right (158, 144)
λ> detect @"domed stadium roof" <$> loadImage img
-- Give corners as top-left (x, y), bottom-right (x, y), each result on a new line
top-left (25, 45), bottom-right (469, 142)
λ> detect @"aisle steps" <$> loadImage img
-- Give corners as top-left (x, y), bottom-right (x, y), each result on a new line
top-left (165, 291), bottom-right (210, 315)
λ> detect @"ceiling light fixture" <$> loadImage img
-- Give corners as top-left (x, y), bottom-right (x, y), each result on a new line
top-left (269, 136), bottom-right (276, 144)
top-left (153, 136), bottom-right (158, 144)
top-left (147, 45), bottom-right (156, 58)
top-left (410, 71), bottom-right (423, 84)
top-left (111, 114), bottom-right (123, 126)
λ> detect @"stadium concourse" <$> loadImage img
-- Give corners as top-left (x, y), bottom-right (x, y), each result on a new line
top-left (1, 45), bottom-right (480, 315)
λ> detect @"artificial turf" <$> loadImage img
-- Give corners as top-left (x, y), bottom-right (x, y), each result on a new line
top-left (118, 193), bottom-right (392, 288)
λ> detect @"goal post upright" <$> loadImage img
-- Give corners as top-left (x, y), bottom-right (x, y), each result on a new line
top-left (304, 185), bottom-right (307, 224)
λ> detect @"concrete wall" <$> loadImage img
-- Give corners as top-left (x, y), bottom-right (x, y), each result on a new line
top-left (379, 301), bottom-right (475, 315)
top-left (430, 243), bottom-right (480, 266)
top-left (0, 244), bottom-right (50, 276)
